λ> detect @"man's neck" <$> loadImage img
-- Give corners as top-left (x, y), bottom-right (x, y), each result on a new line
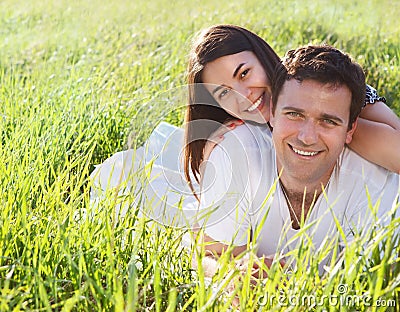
top-left (279, 166), bottom-right (333, 194)
top-left (275, 154), bottom-right (336, 229)
top-left (280, 183), bottom-right (321, 230)
top-left (279, 171), bottom-right (333, 230)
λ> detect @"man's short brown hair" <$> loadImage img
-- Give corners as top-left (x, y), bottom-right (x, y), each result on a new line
top-left (271, 45), bottom-right (366, 129)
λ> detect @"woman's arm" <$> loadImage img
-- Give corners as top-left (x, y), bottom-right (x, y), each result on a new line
top-left (360, 100), bottom-right (400, 130)
top-left (349, 101), bottom-right (400, 173)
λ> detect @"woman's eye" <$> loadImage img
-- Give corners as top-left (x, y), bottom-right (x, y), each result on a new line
top-left (218, 89), bottom-right (229, 99)
top-left (240, 69), bottom-right (249, 78)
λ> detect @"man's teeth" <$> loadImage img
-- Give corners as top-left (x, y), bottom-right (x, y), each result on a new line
top-left (293, 147), bottom-right (318, 156)
top-left (247, 95), bottom-right (263, 112)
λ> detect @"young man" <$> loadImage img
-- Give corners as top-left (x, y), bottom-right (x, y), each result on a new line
top-left (198, 45), bottom-right (399, 274)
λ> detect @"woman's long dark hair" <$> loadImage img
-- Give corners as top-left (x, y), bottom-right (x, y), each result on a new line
top-left (183, 24), bottom-right (280, 198)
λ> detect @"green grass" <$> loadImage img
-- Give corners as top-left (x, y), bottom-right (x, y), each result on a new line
top-left (0, 0), bottom-right (399, 310)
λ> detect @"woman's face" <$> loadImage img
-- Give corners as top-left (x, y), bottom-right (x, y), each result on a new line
top-left (201, 51), bottom-right (271, 124)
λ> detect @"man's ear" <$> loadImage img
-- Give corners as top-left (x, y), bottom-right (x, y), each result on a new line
top-left (269, 97), bottom-right (275, 127)
top-left (345, 117), bottom-right (358, 144)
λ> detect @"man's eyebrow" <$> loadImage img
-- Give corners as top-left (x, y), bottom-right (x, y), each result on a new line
top-left (233, 63), bottom-right (246, 78)
top-left (321, 113), bottom-right (344, 124)
top-left (281, 106), bottom-right (305, 113)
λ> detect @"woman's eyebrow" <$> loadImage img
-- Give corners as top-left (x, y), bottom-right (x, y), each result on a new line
top-left (211, 62), bottom-right (248, 95)
top-left (233, 63), bottom-right (246, 78)
top-left (212, 85), bottom-right (224, 95)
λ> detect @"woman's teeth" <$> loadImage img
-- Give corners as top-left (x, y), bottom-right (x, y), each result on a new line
top-left (247, 95), bottom-right (263, 112)
top-left (293, 147), bottom-right (318, 156)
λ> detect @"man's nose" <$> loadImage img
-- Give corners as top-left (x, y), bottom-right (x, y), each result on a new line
top-left (297, 120), bottom-right (318, 145)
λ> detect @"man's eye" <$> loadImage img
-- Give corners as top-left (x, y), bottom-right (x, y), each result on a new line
top-left (323, 119), bottom-right (337, 126)
top-left (240, 69), bottom-right (249, 79)
top-left (287, 112), bottom-right (302, 118)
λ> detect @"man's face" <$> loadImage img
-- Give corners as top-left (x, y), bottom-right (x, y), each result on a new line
top-left (270, 79), bottom-right (357, 186)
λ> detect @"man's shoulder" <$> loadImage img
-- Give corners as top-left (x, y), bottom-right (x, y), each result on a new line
top-left (337, 147), bottom-right (399, 225)
top-left (339, 147), bottom-right (399, 189)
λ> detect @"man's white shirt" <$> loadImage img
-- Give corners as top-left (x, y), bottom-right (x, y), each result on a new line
top-left (199, 123), bottom-right (399, 266)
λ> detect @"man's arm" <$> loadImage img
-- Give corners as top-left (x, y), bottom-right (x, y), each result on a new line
top-left (195, 124), bottom-right (280, 279)
top-left (194, 231), bottom-right (280, 280)
top-left (192, 230), bottom-right (247, 278)
top-left (198, 125), bottom-right (256, 250)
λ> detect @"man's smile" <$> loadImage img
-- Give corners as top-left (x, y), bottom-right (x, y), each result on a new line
top-left (289, 144), bottom-right (321, 157)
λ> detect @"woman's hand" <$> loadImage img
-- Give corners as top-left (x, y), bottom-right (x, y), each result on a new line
top-left (202, 120), bottom-right (244, 163)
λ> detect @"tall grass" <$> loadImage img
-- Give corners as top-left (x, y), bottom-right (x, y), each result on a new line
top-left (0, 0), bottom-right (399, 310)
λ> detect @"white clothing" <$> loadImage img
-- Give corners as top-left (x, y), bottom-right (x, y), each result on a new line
top-left (199, 123), bottom-right (399, 267)
top-left (90, 122), bottom-right (198, 227)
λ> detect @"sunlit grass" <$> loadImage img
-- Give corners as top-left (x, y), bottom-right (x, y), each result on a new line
top-left (0, 0), bottom-right (399, 310)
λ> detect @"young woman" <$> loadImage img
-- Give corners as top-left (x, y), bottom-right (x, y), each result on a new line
top-left (183, 24), bottom-right (400, 195)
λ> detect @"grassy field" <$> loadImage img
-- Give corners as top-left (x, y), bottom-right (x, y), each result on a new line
top-left (0, 0), bottom-right (399, 310)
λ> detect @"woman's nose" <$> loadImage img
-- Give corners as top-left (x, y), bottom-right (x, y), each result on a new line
top-left (234, 85), bottom-right (251, 104)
